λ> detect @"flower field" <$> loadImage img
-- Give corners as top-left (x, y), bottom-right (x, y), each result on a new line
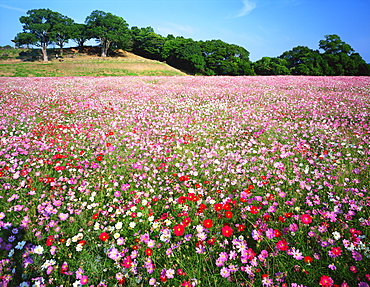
top-left (0, 76), bottom-right (369, 287)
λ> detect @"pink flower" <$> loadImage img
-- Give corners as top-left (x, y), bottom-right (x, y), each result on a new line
top-left (80, 275), bottom-right (88, 285)
top-left (319, 275), bottom-right (334, 287)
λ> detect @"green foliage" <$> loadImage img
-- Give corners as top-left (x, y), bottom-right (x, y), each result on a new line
top-left (131, 26), bottom-right (165, 60)
top-left (253, 57), bottom-right (290, 75)
top-left (85, 10), bottom-right (131, 57)
top-left (50, 13), bottom-right (75, 55)
top-left (13, 32), bottom-right (37, 49)
top-left (200, 40), bottom-right (254, 75)
top-left (70, 23), bottom-right (89, 50)
top-left (13, 8), bottom-right (369, 75)
top-left (18, 9), bottom-right (61, 61)
top-left (279, 46), bottom-right (326, 75)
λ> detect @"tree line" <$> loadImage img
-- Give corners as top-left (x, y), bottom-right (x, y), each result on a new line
top-left (13, 8), bottom-right (370, 75)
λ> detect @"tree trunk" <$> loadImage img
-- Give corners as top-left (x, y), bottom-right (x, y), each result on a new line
top-left (41, 45), bottom-right (48, 61)
top-left (101, 39), bottom-right (110, 57)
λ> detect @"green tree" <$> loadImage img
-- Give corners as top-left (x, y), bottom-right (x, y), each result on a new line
top-left (319, 34), bottom-right (354, 55)
top-left (85, 10), bottom-right (131, 57)
top-left (279, 46), bottom-right (324, 75)
top-left (18, 9), bottom-right (60, 61)
top-left (13, 32), bottom-right (36, 49)
top-left (319, 34), bottom-right (369, 75)
top-left (168, 40), bottom-right (206, 74)
top-left (253, 57), bottom-right (290, 75)
top-left (131, 26), bottom-right (165, 60)
top-left (71, 23), bottom-right (89, 51)
top-left (200, 40), bottom-right (253, 75)
top-left (51, 13), bottom-right (75, 55)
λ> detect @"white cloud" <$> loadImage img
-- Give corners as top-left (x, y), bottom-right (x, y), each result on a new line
top-left (233, 0), bottom-right (256, 18)
top-left (0, 4), bottom-right (27, 13)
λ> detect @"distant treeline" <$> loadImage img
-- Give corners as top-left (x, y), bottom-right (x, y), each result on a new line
top-left (13, 9), bottom-right (370, 75)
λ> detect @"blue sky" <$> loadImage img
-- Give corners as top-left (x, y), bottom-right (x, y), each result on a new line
top-left (0, 0), bottom-right (369, 62)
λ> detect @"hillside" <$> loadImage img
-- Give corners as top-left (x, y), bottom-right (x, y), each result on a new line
top-left (0, 47), bottom-right (187, 77)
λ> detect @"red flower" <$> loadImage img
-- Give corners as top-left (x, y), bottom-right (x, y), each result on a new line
top-left (278, 216), bottom-right (286, 223)
top-left (301, 214), bottom-right (313, 225)
top-left (225, 211), bottom-right (233, 219)
top-left (319, 275), bottom-right (334, 287)
top-left (274, 229), bottom-right (282, 237)
top-left (145, 248), bottom-right (153, 256)
top-left (160, 276), bottom-right (167, 282)
top-left (285, 212), bottom-right (293, 218)
top-left (78, 240), bottom-right (86, 246)
top-left (263, 214), bottom-right (271, 221)
top-left (237, 224), bottom-right (246, 232)
top-left (99, 232), bottom-right (109, 242)
top-left (276, 238), bottom-right (289, 251)
top-left (330, 246), bottom-right (342, 257)
top-left (250, 206), bottom-right (259, 214)
top-left (222, 225), bottom-right (233, 237)
top-left (46, 235), bottom-right (54, 246)
top-left (177, 196), bottom-right (187, 204)
top-left (182, 217), bottom-right (192, 227)
top-left (173, 224), bottom-right (185, 236)
top-left (214, 203), bottom-right (223, 212)
top-left (223, 203), bottom-right (231, 210)
top-left (96, 155), bottom-right (103, 161)
top-left (92, 213), bottom-right (99, 219)
top-left (304, 256), bottom-right (313, 264)
top-left (203, 219), bottom-right (213, 229)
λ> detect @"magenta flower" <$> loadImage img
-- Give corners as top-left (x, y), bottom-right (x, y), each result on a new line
top-left (80, 275), bottom-right (88, 285)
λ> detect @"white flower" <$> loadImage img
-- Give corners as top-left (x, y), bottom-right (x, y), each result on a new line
top-left (66, 239), bottom-right (72, 246)
top-left (148, 216), bottom-right (154, 222)
top-left (332, 231), bottom-right (341, 240)
top-left (195, 225), bottom-right (204, 233)
top-left (152, 222), bottom-right (160, 229)
top-left (33, 245), bottom-right (44, 255)
top-left (76, 244), bottom-right (83, 251)
top-left (113, 233), bottom-right (120, 239)
top-left (115, 222), bottom-right (123, 229)
top-left (129, 222), bottom-right (136, 228)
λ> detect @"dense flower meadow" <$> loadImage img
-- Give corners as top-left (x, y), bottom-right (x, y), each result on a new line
top-left (0, 76), bottom-right (369, 287)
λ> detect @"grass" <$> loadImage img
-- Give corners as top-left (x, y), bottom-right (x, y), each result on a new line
top-left (0, 47), bottom-right (187, 77)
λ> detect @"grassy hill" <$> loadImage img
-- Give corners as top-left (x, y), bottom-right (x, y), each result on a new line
top-left (0, 47), bottom-right (187, 77)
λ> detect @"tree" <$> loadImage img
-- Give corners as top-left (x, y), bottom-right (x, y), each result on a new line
top-left (71, 23), bottom-right (89, 51)
top-left (19, 9), bottom-right (60, 61)
top-left (279, 46), bottom-right (325, 75)
top-left (167, 40), bottom-right (206, 74)
top-left (319, 34), bottom-right (354, 55)
top-left (13, 32), bottom-right (36, 49)
top-left (51, 13), bottom-right (75, 55)
top-left (131, 26), bottom-right (165, 60)
top-left (200, 40), bottom-right (254, 75)
top-left (318, 34), bottom-right (369, 75)
top-left (85, 10), bottom-right (131, 57)
top-left (253, 57), bottom-right (290, 75)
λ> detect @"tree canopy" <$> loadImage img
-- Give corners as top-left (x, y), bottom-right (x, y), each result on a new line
top-left (85, 10), bottom-right (131, 57)
top-left (18, 8), bottom-right (61, 61)
top-left (14, 9), bottom-right (370, 75)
